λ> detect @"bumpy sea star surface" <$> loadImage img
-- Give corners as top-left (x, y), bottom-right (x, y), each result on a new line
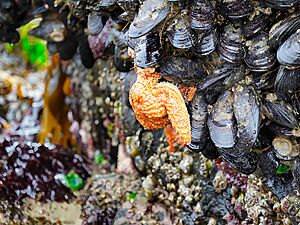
top-left (129, 67), bottom-right (191, 147)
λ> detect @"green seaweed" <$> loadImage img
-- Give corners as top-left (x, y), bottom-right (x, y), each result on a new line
top-left (5, 19), bottom-right (48, 69)
top-left (276, 164), bottom-right (290, 175)
top-left (63, 172), bottom-right (84, 191)
top-left (127, 192), bottom-right (138, 201)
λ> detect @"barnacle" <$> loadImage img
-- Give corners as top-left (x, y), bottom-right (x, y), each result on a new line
top-left (0, 77), bottom-right (12, 96)
top-left (129, 66), bottom-right (191, 151)
top-left (37, 54), bottom-right (75, 148)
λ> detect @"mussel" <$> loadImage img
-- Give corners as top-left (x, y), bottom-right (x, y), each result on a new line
top-left (275, 66), bottom-right (300, 94)
top-left (190, 0), bottom-right (215, 31)
top-left (263, 0), bottom-right (300, 9)
top-left (217, 144), bottom-right (258, 175)
top-left (79, 38), bottom-right (96, 69)
top-left (188, 92), bottom-right (209, 151)
top-left (262, 94), bottom-right (298, 129)
top-left (277, 30), bottom-right (300, 67)
top-left (245, 33), bottom-right (276, 71)
top-left (167, 11), bottom-right (196, 49)
top-left (57, 35), bottom-right (78, 60)
top-left (216, 0), bottom-right (253, 20)
top-left (198, 63), bottom-right (245, 91)
top-left (252, 70), bottom-right (277, 90)
top-left (218, 25), bottom-right (245, 63)
top-left (233, 85), bottom-right (260, 149)
top-left (133, 32), bottom-right (161, 68)
top-left (192, 28), bottom-right (217, 55)
top-left (242, 12), bottom-right (271, 38)
top-left (269, 12), bottom-right (300, 48)
top-left (208, 90), bottom-right (236, 148)
top-left (158, 57), bottom-right (206, 85)
top-left (87, 12), bottom-right (103, 36)
top-left (128, 0), bottom-right (170, 38)
top-left (257, 150), bottom-right (278, 178)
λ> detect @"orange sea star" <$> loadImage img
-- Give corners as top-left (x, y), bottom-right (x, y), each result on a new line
top-left (129, 67), bottom-right (191, 147)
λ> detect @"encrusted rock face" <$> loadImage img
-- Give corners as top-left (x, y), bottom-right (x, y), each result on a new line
top-left (65, 53), bottom-right (300, 225)
top-left (2, 0), bottom-right (300, 224)
top-left (70, 56), bottom-right (124, 161)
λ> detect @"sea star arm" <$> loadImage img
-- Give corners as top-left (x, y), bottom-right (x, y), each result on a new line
top-left (159, 82), bottom-right (191, 145)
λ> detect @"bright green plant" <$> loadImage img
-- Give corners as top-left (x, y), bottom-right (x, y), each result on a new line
top-left (5, 19), bottom-right (48, 69)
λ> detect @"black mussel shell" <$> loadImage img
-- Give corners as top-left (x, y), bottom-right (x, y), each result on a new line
top-left (57, 35), bottom-right (78, 60)
top-left (242, 13), bottom-right (271, 38)
top-left (218, 25), bottom-right (245, 63)
top-left (0, 28), bottom-right (20, 43)
top-left (275, 66), bottom-right (300, 94)
top-left (216, 0), bottom-right (253, 19)
top-left (268, 122), bottom-right (293, 137)
top-left (29, 19), bottom-right (66, 42)
top-left (200, 140), bottom-right (220, 159)
top-left (113, 44), bottom-right (133, 72)
top-left (204, 79), bottom-right (225, 104)
top-left (87, 12), bottom-right (103, 35)
top-left (218, 142), bottom-right (258, 175)
top-left (262, 97), bottom-right (298, 129)
top-left (198, 63), bottom-right (245, 91)
top-left (122, 105), bottom-right (140, 136)
top-left (122, 70), bottom-right (137, 107)
top-left (126, 32), bottom-right (139, 50)
top-left (190, 0), bottom-right (215, 31)
top-left (208, 118), bottom-right (236, 148)
top-left (193, 28), bottom-right (217, 55)
top-left (113, 30), bottom-right (133, 72)
top-left (245, 33), bottom-right (276, 71)
top-left (223, 65), bottom-right (246, 89)
top-left (233, 85), bottom-right (260, 149)
top-left (252, 70), bottom-right (277, 90)
top-left (292, 92), bottom-right (300, 117)
top-left (257, 150), bottom-right (279, 178)
top-left (208, 91), bottom-right (237, 148)
top-left (158, 57), bottom-right (206, 85)
top-left (134, 32), bottom-right (161, 68)
top-left (188, 92), bottom-right (209, 151)
top-left (79, 38), bottom-right (96, 69)
top-left (292, 157), bottom-right (300, 191)
top-left (128, 0), bottom-right (170, 38)
top-left (253, 125), bottom-right (273, 149)
top-left (277, 30), bottom-right (300, 67)
top-left (28, 4), bottom-right (50, 16)
top-left (167, 12), bottom-right (196, 49)
top-left (269, 12), bottom-right (300, 48)
top-left (263, 0), bottom-right (300, 9)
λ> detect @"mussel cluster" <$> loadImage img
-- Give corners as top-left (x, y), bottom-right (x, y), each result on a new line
top-left (124, 0), bottom-right (300, 192)
top-left (2, 0), bottom-right (300, 195)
